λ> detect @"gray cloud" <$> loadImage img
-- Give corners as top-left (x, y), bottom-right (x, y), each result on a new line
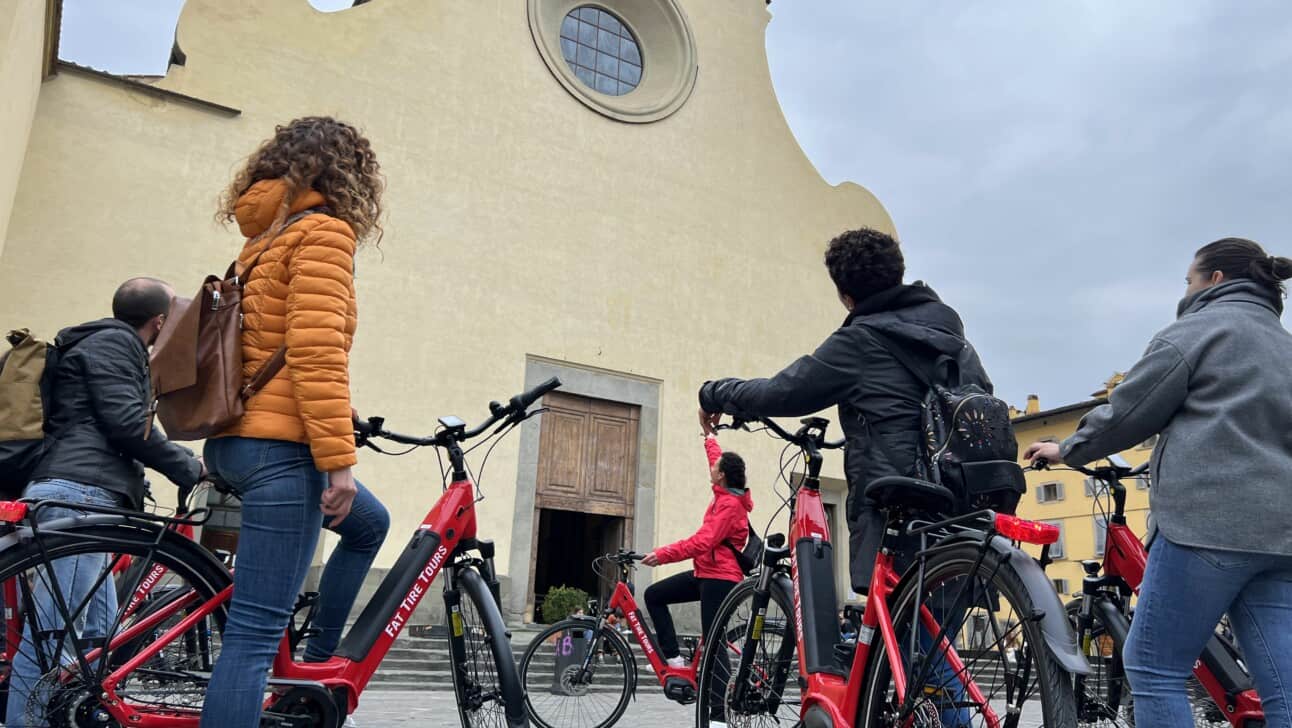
top-left (767, 1), bottom-right (1292, 408)
top-left (57, 1), bottom-right (1292, 409)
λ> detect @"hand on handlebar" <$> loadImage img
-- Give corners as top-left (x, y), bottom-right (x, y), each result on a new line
top-left (699, 408), bottom-right (719, 436)
top-left (640, 551), bottom-right (660, 567)
top-left (1023, 441), bottom-right (1064, 468)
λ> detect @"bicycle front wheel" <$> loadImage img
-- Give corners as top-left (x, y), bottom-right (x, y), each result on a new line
top-left (518, 620), bottom-right (634, 728)
top-left (695, 576), bottom-right (799, 728)
top-left (446, 566), bottom-right (527, 727)
top-left (1069, 598), bottom-right (1232, 728)
top-left (859, 541), bottom-right (1078, 728)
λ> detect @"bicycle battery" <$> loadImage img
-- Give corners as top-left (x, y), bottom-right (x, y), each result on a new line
top-left (796, 536), bottom-right (846, 675)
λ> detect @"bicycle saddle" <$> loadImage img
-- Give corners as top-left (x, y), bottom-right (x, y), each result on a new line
top-left (864, 476), bottom-right (956, 515)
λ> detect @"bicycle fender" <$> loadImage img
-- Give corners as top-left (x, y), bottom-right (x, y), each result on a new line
top-left (942, 533), bottom-right (1091, 676)
top-left (1091, 595), bottom-right (1130, 644)
top-left (0, 514), bottom-right (231, 582)
top-left (992, 535), bottom-right (1091, 676)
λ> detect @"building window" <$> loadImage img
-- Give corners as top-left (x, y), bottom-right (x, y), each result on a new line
top-left (1083, 477), bottom-right (1102, 497)
top-left (1052, 578), bottom-right (1070, 595)
top-left (1043, 521), bottom-right (1066, 559)
top-left (1036, 481), bottom-right (1064, 504)
top-left (1094, 515), bottom-right (1109, 556)
top-left (1138, 434), bottom-right (1159, 450)
top-left (559, 7), bottom-right (642, 96)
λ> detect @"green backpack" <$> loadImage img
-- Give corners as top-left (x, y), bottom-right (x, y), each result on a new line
top-left (0, 330), bottom-right (59, 498)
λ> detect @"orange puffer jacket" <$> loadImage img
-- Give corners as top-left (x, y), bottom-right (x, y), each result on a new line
top-left (220, 178), bottom-right (359, 472)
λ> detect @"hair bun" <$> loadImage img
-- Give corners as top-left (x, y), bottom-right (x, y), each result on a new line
top-left (1272, 255), bottom-right (1292, 281)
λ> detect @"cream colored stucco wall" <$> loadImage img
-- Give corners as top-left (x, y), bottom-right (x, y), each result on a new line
top-left (0, 0), bottom-right (47, 257)
top-left (0, 0), bottom-right (893, 586)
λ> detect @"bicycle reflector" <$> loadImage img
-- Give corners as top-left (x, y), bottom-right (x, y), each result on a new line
top-left (994, 514), bottom-right (1060, 545)
top-left (0, 501), bottom-right (27, 523)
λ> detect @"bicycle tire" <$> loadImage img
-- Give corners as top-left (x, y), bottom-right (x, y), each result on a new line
top-left (859, 541), bottom-right (1078, 728)
top-left (1068, 598), bottom-right (1231, 727)
top-left (518, 620), bottom-right (634, 728)
top-left (695, 576), bottom-right (798, 728)
top-left (447, 566), bottom-right (528, 727)
top-left (0, 520), bottom-right (229, 725)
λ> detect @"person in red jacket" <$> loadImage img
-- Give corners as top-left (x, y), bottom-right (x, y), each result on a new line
top-left (642, 409), bottom-right (753, 669)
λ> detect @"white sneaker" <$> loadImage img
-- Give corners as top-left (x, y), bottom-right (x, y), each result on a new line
top-left (666, 656), bottom-right (686, 669)
top-left (343, 717), bottom-right (358, 728)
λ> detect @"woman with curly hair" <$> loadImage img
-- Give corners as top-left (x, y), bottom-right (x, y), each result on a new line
top-left (201, 117), bottom-right (390, 727)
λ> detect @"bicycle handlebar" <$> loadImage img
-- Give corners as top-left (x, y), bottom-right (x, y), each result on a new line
top-left (355, 377), bottom-right (563, 449)
top-left (717, 415), bottom-right (845, 450)
top-left (1032, 458), bottom-right (1148, 480)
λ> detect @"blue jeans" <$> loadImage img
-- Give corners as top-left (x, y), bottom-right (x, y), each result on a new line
top-left (6, 479), bottom-right (123, 728)
top-left (1124, 537), bottom-right (1292, 728)
top-left (200, 437), bottom-right (389, 728)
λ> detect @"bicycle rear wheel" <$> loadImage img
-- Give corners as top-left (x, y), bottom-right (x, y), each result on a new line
top-left (446, 566), bottom-right (527, 727)
top-left (0, 520), bottom-right (229, 727)
top-left (859, 541), bottom-right (1077, 728)
top-left (695, 576), bottom-right (799, 728)
top-left (518, 620), bottom-right (634, 728)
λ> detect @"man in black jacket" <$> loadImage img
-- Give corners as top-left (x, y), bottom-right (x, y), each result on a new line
top-left (8, 277), bottom-right (204, 727)
top-left (698, 228), bottom-right (992, 593)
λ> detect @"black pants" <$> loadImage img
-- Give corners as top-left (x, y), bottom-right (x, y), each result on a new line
top-left (643, 570), bottom-right (737, 659)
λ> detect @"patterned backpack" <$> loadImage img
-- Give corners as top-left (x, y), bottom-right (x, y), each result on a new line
top-left (864, 328), bottom-right (1026, 515)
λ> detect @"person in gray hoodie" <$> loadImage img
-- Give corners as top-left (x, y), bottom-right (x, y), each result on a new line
top-left (1025, 237), bottom-right (1292, 728)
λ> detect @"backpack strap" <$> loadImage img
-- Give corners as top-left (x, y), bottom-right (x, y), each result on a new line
top-left (857, 325), bottom-right (941, 475)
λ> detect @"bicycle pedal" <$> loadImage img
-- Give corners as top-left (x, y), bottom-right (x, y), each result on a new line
top-left (663, 675), bottom-right (697, 705)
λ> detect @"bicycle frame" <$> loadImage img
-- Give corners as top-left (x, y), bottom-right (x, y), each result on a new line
top-left (1079, 469), bottom-right (1263, 726)
top-left (605, 578), bottom-right (702, 687)
top-left (792, 475), bottom-right (1001, 727)
top-left (92, 473), bottom-right (495, 726)
top-left (738, 431), bottom-right (1002, 728)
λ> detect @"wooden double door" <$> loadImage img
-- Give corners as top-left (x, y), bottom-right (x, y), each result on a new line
top-left (529, 391), bottom-right (640, 617)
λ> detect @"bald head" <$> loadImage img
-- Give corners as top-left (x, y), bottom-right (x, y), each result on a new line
top-left (112, 277), bottom-right (174, 329)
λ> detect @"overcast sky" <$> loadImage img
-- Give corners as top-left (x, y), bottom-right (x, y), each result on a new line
top-left (59, 1), bottom-right (1292, 410)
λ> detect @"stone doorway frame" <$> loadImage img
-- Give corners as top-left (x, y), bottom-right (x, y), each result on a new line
top-left (506, 357), bottom-right (661, 623)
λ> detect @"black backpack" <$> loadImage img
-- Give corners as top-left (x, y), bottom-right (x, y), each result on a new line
top-left (725, 517), bottom-right (764, 576)
top-left (864, 328), bottom-right (1026, 515)
top-left (0, 330), bottom-right (60, 498)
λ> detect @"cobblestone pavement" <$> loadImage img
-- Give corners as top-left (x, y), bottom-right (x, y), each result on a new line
top-left (350, 689), bottom-right (1046, 726)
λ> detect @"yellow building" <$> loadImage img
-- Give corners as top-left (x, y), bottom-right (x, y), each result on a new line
top-left (1011, 381), bottom-right (1156, 601)
top-left (0, 0), bottom-right (890, 626)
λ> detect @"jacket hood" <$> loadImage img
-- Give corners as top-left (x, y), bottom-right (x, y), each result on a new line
top-left (844, 282), bottom-right (970, 357)
top-left (714, 483), bottom-right (754, 512)
top-left (55, 318), bottom-right (141, 350)
top-left (234, 179), bottom-right (329, 239)
top-left (1176, 278), bottom-right (1284, 319)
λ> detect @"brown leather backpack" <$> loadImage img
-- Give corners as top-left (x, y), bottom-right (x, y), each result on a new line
top-left (151, 208), bottom-right (328, 441)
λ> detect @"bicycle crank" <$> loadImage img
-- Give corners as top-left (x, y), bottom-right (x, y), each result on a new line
top-left (263, 684), bottom-right (342, 728)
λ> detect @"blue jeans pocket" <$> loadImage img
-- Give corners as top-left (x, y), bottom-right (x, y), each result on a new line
top-left (1192, 547), bottom-right (1254, 571)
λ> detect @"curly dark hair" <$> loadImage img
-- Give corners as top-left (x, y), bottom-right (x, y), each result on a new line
top-left (824, 228), bottom-right (905, 303)
top-left (718, 452), bottom-right (746, 490)
top-left (1195, 237), bottom-right (1292, 298)
top-left (218, 116), bottom-right (384, 244)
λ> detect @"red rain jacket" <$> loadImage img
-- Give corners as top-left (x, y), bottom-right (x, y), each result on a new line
top-left (654, 437), bottom-right (753, 582)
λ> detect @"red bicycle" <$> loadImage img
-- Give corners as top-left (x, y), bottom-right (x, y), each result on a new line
top-left (517, 549), bottom-right (734, 727)
top-left (0, 378), bottom-right (562, 727)
top-left (1042, 457), bottom-right (1263, 727)
top-left (696, 416), bottom-right (1088, 727)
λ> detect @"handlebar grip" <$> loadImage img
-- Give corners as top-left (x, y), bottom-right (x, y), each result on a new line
top-left (511, 377), bottom-right (562, 411)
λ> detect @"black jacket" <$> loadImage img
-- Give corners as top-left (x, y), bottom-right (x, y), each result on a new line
top-left (698, 283), bottom-right (990, 590)
top-left (30, 319), bottom-right (202, 508)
